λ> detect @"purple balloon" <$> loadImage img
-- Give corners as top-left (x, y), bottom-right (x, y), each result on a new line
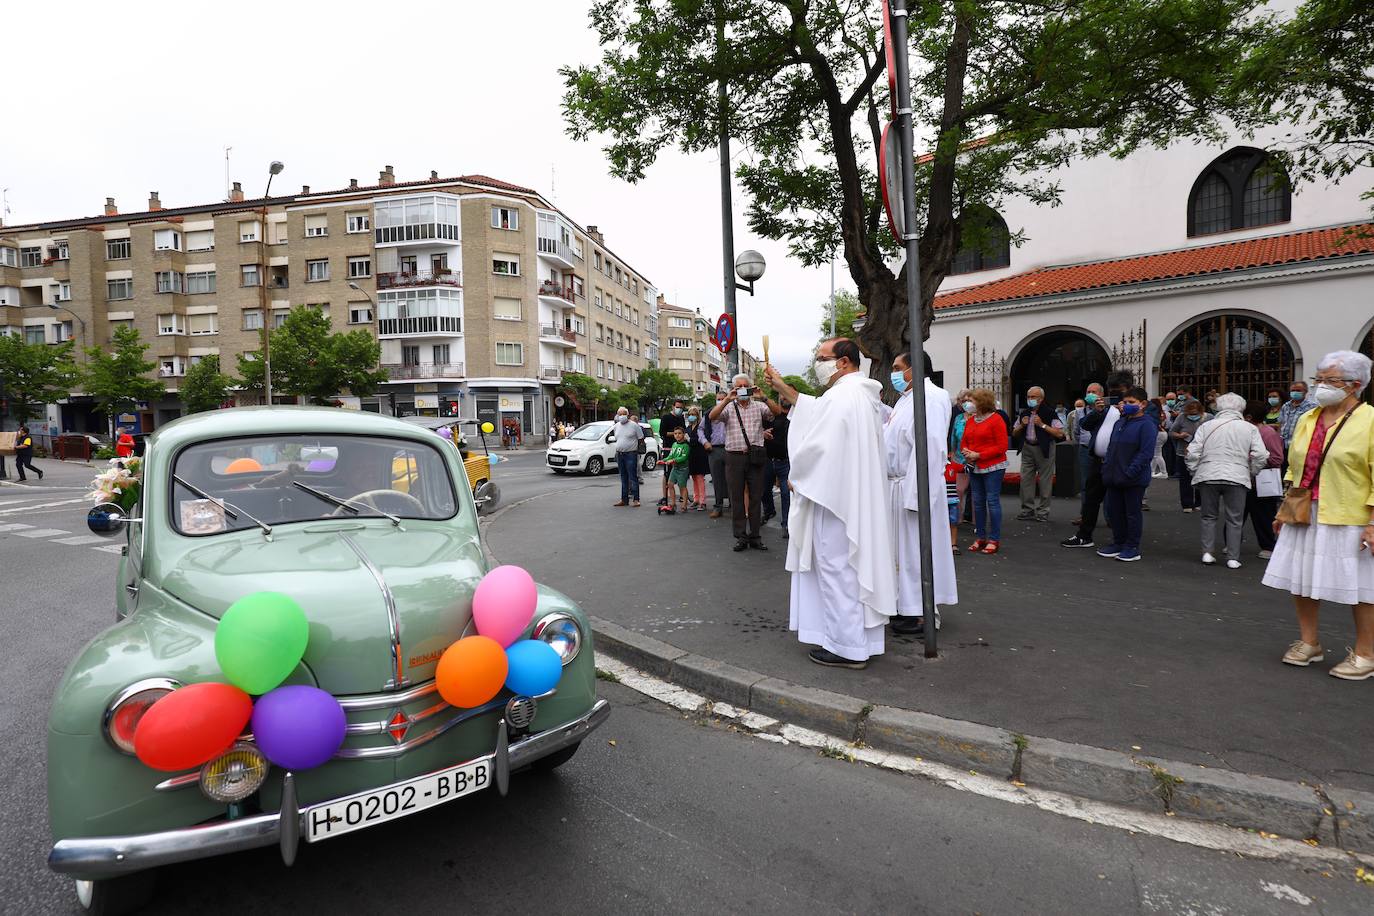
top-left (251, 685), bottom-right (346, 770)
top-left (436, 427), bottom-right (453, 440)
top-left (305, 459), bottom-right (336, 472)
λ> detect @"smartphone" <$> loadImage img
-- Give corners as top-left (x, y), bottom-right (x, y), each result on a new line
top-left (737, 386), bottom-right (751, 398)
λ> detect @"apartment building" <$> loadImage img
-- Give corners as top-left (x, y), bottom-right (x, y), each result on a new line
top-left (0, 169), bottom-right (656, 441)
top-left (656, 296), bottom-right (727, 397)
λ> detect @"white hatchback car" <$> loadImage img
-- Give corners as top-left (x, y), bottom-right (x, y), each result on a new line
top-left (546, 421), bottom-right (660, 475)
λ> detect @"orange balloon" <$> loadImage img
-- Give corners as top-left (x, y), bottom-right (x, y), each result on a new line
top-left (225, 458), bottom-right (263, 474)
top-left (435, 636), bottom-right (509, 708)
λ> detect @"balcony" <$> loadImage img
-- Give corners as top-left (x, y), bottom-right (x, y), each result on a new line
top-left (536, 236), bottom-right (576, 268)
top-left (537, 280), bottom-right (575, 303)
top-left (539, 324), bottom-right (578, 347)
top-left (378, 314), bottom-right (463, 336)
top-left (376, 270), bottom-right (462, 290)
top-left (539, 365), bottom-right (564, 382)
top-left (383, 362), bottom-right (466, 380)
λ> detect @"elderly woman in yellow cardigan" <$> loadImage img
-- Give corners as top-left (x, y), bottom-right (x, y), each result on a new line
top-left (1265, 350), bottom-right (1374, 680)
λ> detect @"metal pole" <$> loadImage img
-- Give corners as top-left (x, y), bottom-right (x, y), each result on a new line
top-left (892, 0), bottom-right (937, 658)
top-left (260, 204), bottom-right (272, 405)
top-left (717, 6), bottom-right (740, 381)
top-left (829, 259), bottom-right (836, 337)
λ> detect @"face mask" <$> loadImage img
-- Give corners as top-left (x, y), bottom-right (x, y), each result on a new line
top-left (1289, 390), bottom-right (1303, 401)
top-left (1267, 396), bottom-right (1280, 406)
top-left (814, 358), bottom-right (839, 387)
top-left (1186, 413), bottom-right (1201, 421)
top-left (1166, 399), bottom-right (1176, 407)
top-left (1120, 403), bottom-right (1141, 416)
top-left (687, 415), bottom-right (699, 424)
top-left (1026, 398), bottom-right (1039, 408)
top-left (616, 415), bottom-right (628, 424)
top-left (1314, 383), bottom-right (1348, 407)
top-left (962, 400), bottom-right (975, 413)
top-left (1084, 393), bottom-right (1099, 405)
top-left (890, 371), bottom-right (909, 394)
top-left (673, 408), bottom-right (683, 416)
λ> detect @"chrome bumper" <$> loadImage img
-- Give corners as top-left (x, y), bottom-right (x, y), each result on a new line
top-left (49, 700), bottom-right (609, 881)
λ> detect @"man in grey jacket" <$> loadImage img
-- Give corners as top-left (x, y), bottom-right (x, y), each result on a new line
top-left (1186, 392), bottom-right (1269, 569)
top-left (611, 408), bottom-right (645, 507)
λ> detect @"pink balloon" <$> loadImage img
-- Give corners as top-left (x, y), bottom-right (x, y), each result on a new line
top-left (472, 565), bottom-right (538, 647)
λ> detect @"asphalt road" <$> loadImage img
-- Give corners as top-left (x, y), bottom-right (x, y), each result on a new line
top-left (3, 459), bottom-right (1370, 914)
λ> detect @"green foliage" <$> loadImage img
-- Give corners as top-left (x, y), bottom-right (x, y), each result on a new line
top-left (181, 355), bottom-right (233, 414)
top-left (0, 333), bottom-right (79, 425)
top-left (607, 382), bottom-right (646, 414)
top-left (93, 446), bottom-right (117, 460)
top-left (635, 367), bottom-right (691, 412)
top-left (816, 290), bottom-right (863, 342)
top-left (83, 326), bottom-right (164, 425)
top-left (240, 308), bottom-right (389, 405)
top-left (559, 372), bottom-right (606, 408)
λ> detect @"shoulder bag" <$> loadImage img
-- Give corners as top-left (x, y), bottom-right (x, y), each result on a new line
top-left (733, 402), bottom-right (768, 468)
top-left (1275, 405), bottom-right (1358, 525)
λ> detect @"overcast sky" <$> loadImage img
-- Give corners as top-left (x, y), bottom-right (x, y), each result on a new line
top-left (1, 0), bottom-right (839, 375)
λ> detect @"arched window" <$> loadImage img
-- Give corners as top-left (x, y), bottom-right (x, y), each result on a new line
top-left (950, 206), bottom-right (1011, 275)
top-left (1187, 148), bottom-right (1291, 238)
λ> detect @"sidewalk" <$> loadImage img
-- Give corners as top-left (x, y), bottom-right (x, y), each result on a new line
top-left (0, 454), bottom-right (98, 488)
top-left (488, 476), bottom-right (1373, 798)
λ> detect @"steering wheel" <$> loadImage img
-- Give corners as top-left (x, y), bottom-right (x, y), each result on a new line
top-left (330, 489), bottom-right (425, 517)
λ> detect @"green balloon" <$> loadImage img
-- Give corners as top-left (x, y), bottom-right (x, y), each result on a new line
top-left (215, 592), bottom-right (309, 695)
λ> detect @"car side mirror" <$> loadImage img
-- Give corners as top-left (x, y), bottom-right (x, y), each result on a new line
top-left (605, 434), bottom-right (615, 444)
top-left (88, 502), bottom-right (138, 536)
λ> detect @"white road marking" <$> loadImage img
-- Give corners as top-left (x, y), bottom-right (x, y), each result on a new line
top-left (1259, 882), bottom-right (1312, 905)
top-left (0, 497), bottom-right (87, 515)
top-left (51, 535), bottom-right (108, 546)
top-left (91, 544), bottom-right (124, 554)
top-left (0, 523), bottom-right (35, 532)
top-left (600, 657), bottom-right (1374, 869)
top-left (12, 528), bottom-right (71, 538)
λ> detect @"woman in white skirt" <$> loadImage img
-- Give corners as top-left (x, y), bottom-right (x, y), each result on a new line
top-left (1264, 350), bottom-right (1374, 680)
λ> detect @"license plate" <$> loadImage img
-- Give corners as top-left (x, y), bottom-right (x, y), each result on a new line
top-left (548, 455), bottom-right (566, 466)
top-left (304, 756), bottom-right (492, 843)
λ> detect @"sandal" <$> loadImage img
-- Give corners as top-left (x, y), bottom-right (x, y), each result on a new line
top-left (982, 540), bottom-right (1000, 555)
top-left (968, 539), bottom-right (985, 553)
top-left (952, 545), bottom-right (962, 555)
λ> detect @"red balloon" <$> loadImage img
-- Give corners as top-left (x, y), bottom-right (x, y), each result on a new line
top-left (134, 682), bottom-right (253, 772)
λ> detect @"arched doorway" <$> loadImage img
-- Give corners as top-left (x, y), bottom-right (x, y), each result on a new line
top-left (1009, 331), bottom-right (1112, 411)
top-left (1159, 314), bottom-right (1295, 402)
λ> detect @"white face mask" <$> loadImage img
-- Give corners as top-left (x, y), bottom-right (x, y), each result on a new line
top-left (616, 414), bottom-right (628, 424)
top-left (1313, 383), bottom-right (1349, 407)
top-left (814, 358), bottom-right (839, 387)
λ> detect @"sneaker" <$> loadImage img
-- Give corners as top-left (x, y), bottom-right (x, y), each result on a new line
top-left (1116, 549), bottom-right (1142, 562)
top-left (1182, 507), bottom-right (1194, 513)
top-left (1226, 559), bottom-right (1241, 570)
top-left (1015, 512), bottom-right (1035, 521)
top-left (1281, 640), bottom-right (1324, 666)
top-left (613, 501), bottom-right (628, 507)
top-left (1330, 649), bottom-right (1374, 681)
top-left (1258, 549), bottom-right (1273, 560)
top-left (1096, 544), bottom-right (1122, 558)
top-left (808, 647), bottom-right (867, 670)
top-left (1201, 552), bottom-right (1216, 565)
top-left (1060, 535), bottom-right (1095, 549)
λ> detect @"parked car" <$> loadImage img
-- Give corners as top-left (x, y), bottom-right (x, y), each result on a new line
top-left (545, 421), bottom-right (660, 475)
top-left (50, 407), bottom-right (607, 914)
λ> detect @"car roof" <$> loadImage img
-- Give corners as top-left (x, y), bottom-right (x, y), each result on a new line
top-left (146, 406), bottom-right (439, 453)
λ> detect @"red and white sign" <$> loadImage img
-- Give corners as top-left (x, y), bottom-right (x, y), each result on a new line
top-left (882, 0), bottom-right (897, 119)
top-left (878, 121), bottom-right (904, 244)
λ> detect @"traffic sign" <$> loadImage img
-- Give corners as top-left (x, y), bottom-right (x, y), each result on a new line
top-left (879, 120), bottom-right (904, 244)
top-left (715, 313), bottom-right (735, 354)
top-left (882, 0), bottom-right (897, 118)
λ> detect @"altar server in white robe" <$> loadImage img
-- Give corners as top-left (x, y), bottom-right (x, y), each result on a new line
top-left (765, 339), bottom-right (896, 670)
top-left (884, 352), bottom-right (958, 637)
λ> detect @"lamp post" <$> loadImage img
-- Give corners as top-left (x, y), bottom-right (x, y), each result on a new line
top-left (21, 302), bottom-right (85, 348)
top-left (599, 387), bottom-right (608, 421)
top-left (260, 161), bottom-right (284, 405)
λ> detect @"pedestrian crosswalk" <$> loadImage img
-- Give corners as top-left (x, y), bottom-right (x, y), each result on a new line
top-left (0, 522), bottom-right (122, 558)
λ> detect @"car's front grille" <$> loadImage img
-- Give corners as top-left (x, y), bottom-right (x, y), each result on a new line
top-left (335, 682), bottom-right (554, 760)
top-left (548, 455), bottom-right (567, 465)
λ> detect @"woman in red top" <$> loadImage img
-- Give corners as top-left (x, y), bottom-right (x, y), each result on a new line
top-left (959, 388), bottom-right (1009, 554)
top-left (115, 428), bottom-right (136, 459)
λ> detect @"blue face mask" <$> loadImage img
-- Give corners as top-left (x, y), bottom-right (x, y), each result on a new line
top-left (890, 371), bottom-right (909, 394)
top-left (1120, 403), bottom-right (1142, 417)
top-left (1026, 398), bottom-right (1039, 408)
top-left (1289, 391), bottom-right (1303, 401)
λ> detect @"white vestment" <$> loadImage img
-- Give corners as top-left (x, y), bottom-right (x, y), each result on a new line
top-left (786, 372), bottom-right (897, 661)
top-left (884, 381), bottom-right (958, 619)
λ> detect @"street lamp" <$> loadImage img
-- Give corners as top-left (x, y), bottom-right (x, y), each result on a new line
top-left (261, 161), bottom-right (284, 405)
top-left (347, 280), bottom-right (376, 306)
top-left (734, 250), bottom-right (766, 295)
top-left (599, 387), bottom-right (608, 421)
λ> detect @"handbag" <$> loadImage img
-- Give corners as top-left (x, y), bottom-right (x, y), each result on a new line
top-left (733, 402), bottom-right (768, 466)
top-left (1275, 405), bottom-right (1357, 525)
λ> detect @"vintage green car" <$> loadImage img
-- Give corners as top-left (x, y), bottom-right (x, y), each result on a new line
top-left (49, 407), bottom-right (607, 914)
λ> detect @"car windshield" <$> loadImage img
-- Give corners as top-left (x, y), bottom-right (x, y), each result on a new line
top-left (568, 423), bottom-right (611, 441)
top-left (171, 434), bottom-right (459, 536)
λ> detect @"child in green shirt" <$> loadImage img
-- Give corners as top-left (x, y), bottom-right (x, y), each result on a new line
top-left (663, 428), bottom-right (691, 512)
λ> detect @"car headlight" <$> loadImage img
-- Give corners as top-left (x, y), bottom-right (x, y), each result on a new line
top-left (199, 741), bottom-right (270, 803)
top-left (103, 678), bottom-right (180, 755)
top-left (532, 613), bottom-right (582, 666)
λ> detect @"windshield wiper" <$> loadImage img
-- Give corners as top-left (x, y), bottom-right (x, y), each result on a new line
top-left (173, 475), bottom-right (273, 539)
top-left (291, 481), bottom-right (403, 528)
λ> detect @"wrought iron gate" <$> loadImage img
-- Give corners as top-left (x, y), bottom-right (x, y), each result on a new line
top-left (1159, 314), bottom-right (1294, 402)
top-left (966, 337), bottom-right (1007, 404)
top-left (1109, 323), bottom-right (1147, 387)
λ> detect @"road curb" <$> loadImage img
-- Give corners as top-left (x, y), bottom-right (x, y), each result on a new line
top-left (588, 618), bottom-right (1374, 855)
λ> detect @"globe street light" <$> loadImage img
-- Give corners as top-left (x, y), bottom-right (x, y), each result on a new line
top-left (734, 249), bottom-right (766, 294)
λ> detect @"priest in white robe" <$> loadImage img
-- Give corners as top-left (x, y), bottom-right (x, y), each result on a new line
top-left (884, 352), bottom-right (958, 637)
top-left (765, 338), bottom-right (896, 670)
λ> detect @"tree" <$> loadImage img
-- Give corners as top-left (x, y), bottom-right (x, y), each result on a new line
top-left (635, 367), bottom-right (691, 412)
top-left (83, 326), bottom-right (164, 434)
top-left (607, 382), bottom-right (646, 414)
top-left (563, 0), bottom-right (1262, 375)
top-left (181, 355), bottom-right (233, 414)
top-left (240, 308), bottom-right (388, 405)
top-left (816, 290), bottom-right (863, 342)
top-left (0, 334), bottom-right (79, 427)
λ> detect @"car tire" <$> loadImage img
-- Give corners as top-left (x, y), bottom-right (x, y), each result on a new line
top-left (75, 872), bottom-right (157, 916)
top-left (585, 456), bottom-right (603, 475)
top-left (530, 741), bottom-right (581, 773)
top-left (642, 453), bottom-right (657, 472)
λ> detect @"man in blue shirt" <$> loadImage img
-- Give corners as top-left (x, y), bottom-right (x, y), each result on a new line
top-left (1277, 379), bottom-right (1317, 448)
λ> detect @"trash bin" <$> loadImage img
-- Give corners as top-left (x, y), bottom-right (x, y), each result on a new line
top-left (56, 434), bottom-right (92, 462)
top-left (1053, 443), bottom-right (1078, 498)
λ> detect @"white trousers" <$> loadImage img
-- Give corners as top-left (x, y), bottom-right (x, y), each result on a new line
top-left (789, 505), bottom-right (886, 661)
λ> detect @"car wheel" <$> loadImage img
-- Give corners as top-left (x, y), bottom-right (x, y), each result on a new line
top-left (585, 456), bottom-right (603, 475)
top-left (530, 741), bottom-right (581, 773)
top-left (75, 872), bottom-right (157, 916)
top-left (642, 453), bottom-right (657, 472)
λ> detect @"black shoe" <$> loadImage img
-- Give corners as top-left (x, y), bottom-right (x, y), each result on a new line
top-left (657, 497), bottom-right (668, 507)
top-left (1060, 535), bottom-right (1095, 548)
top-left (1015, 512), bottom-right (1035, 521)
top-left (733, 539), bottom-right (749, 552)
top-left (762, 511), bottom-right (776, 523)
top-left (891, 617), bottom-right (925, 637)
top-left (808, 648), bottom-right (867, 669)
top-left (749, 540), bottom-right (768, 551)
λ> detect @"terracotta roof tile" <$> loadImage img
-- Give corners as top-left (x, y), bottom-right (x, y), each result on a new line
top-left (934, 223), bottom-right (1374, 309)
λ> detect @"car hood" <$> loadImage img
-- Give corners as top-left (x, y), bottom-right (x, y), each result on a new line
top-left (160, 523), bottom-right (484, 696)
top-left (549, 441), bottom-right (593, 452)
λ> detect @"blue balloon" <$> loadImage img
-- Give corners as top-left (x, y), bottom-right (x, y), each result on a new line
top-left (504, 640), bottom-right (563, 697)
top-left (488, 454), bottom-right (500, 465)
top-left (251, 685), bottom-right (346, 770)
